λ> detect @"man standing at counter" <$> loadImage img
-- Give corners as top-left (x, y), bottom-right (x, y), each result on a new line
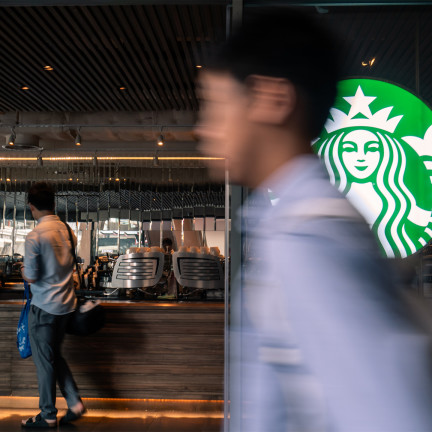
top-left (21, 182), bottom-right (85, 428)
top-left (198, 8), bottom-right (432, 432)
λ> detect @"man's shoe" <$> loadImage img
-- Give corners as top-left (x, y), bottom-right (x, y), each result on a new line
top-left (59, 405), bottom-right (86, 425)
top-left (21, 413), bottom-right (57, 428)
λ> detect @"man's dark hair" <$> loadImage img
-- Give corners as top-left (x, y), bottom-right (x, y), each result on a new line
top-left (207, 8), bottom-right (340, 139)
top-left (162, 237), bottom-right (173, 248)
top-left (28, 182), bottom-right (55, 211)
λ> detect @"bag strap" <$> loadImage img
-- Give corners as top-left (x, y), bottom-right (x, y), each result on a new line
top-left (63, 222), bottom-right (82, 290)
top-left (23, 280), bottom-right (30, 302)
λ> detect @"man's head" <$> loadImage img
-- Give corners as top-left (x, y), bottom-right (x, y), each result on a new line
top-left (28, 182), bottom-right (55, 219)
top-left (198, 8), bottom-right (340, 187)
top-left (162, 237), bottom-right (173, 252)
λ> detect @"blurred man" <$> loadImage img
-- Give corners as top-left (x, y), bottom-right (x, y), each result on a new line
top-left (198, 8), bottom-right (432, 432)
top-left (21, 182), bottom-right (85, 428)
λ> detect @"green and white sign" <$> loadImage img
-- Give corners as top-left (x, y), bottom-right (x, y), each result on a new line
top-left (313, 78), bottom-right (432, 258)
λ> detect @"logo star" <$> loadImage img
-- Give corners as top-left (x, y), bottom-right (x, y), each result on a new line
top-left (343, 86), bottom-right (376, 119)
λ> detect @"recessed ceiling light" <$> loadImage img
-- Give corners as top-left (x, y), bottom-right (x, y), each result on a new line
top-left (119, 87), bottom-right (126, 90)
top-left (196, 65), bottom-right (202, 69)
top-left (361, 58), bottom-right (376, 67)
top-left (43, 65), bottom-right (53, 71)
top-left (21, 86), bottom-right (29, 90)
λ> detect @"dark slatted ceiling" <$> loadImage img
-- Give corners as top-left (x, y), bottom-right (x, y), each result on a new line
top-left (322, 6), bottom-right (432, 104)
top-left (0, 5), bottom-right (225, 113)
top-left (0, 4), bottom-right (431, 114)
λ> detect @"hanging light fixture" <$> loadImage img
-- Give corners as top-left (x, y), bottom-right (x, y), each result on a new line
top-left (7, 127), bottom-right (16, 146)
top-left (157, 126), bottom-right (164, 147)
top-left (75, 128), bottom-right (82, 146)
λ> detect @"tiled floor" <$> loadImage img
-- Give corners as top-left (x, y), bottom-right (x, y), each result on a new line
top-left (0, 409), bottom-right (223, 432)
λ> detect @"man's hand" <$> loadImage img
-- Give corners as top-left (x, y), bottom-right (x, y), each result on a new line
top-left (21, 264), bottom-right (36, 284)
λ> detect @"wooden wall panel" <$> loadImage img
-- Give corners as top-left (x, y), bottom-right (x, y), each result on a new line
top-left (0, 302), bottom-right (224, 400)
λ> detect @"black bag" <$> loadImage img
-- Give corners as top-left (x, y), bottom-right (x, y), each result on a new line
top-left (63, 222), bottom-right (105, 336)
top-left (66, 298), bottom-right (105, 336)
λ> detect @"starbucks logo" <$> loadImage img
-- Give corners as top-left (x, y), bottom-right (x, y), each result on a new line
top-left (313, 78), bottom-right (432, 258)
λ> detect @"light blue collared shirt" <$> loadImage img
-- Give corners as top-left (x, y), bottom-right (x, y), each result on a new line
top-left (238, 155), bottom-right (432, 432)
top-left (24, 215), bottom-right (77, 315)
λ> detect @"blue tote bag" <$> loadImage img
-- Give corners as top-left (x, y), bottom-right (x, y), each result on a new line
top-left (17, 280), bottom-right (32, 359)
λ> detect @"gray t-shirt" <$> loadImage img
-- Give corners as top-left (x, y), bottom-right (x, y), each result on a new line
top-left (24, 214), bottom-right (77, 315)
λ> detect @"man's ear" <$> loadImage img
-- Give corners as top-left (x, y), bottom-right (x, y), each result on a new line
top-left (246, 75), bottom-right (296, 125)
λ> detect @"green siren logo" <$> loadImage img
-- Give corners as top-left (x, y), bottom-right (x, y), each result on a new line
top-left (313, 78), bottom-right (432, 258)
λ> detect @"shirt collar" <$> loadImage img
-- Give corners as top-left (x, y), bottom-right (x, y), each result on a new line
top-left (38, 214), bottom-right (59, 223)
top-left (260, 154), bottom-right (325, 201)
top-left (240, 155), bottom-right (329, 226)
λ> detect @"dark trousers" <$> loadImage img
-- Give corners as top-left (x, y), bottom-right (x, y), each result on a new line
top-left (28, 305), bottom-right (81, 420)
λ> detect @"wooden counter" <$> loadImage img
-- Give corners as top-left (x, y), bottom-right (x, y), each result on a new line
top-left (0, 301), bottom-right (224, 400)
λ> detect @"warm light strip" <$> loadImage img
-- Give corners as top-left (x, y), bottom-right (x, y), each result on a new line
top-left (46, 157), bottom-right (93, 161)
top-left (0, 157), bottom-right (36, 161)
top-left (85, 397), bottom-right (223, 403)
top-left (0, 409), bottom-right (224, 420)
top-left (0, 396), bottom-right (223, 403)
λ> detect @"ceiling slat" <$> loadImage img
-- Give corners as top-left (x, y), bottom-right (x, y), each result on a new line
top-left (147, 6), bottom-right (188, 110)
top-left (114, 5), bottom-right (166, 111)
top-left (41, 6), bottom-right (125, 111)
top-left (16, 7), bottom-right (93, 111)
top-left (134, 6), bottom-right (182, 110)
top-left (190, 6), bottom-right (208, 68)
top-left (172, 5), bottom-right (200, 107)
top-left (125, 5), bottom-right (173, 110)
top-left (0, 4), bottom-right (226, 112)
top-left (0, 8), bottom-right (80, 111)
top-left (99, 5), bottom-right (157, 111)
top-left (157, 5), bottom-right (197, 110)
top-left (69, 6), bottom-right (142, 111)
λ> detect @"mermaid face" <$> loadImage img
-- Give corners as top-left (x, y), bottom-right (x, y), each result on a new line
top-left (341, 130), bottom-right (382, 180)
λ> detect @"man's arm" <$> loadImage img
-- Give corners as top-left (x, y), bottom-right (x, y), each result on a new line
top-left (22, 232), bottom-right (39, 283)
top-left (21, 266), bottom-right (36, 284)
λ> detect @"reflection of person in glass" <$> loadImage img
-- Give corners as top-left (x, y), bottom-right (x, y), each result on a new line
top-left (162, 237), bottom-right (173, 254)
top-left (198, 8), bottom-right (432, 432)
top-left (318, 126), bottom-right (432, 258)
